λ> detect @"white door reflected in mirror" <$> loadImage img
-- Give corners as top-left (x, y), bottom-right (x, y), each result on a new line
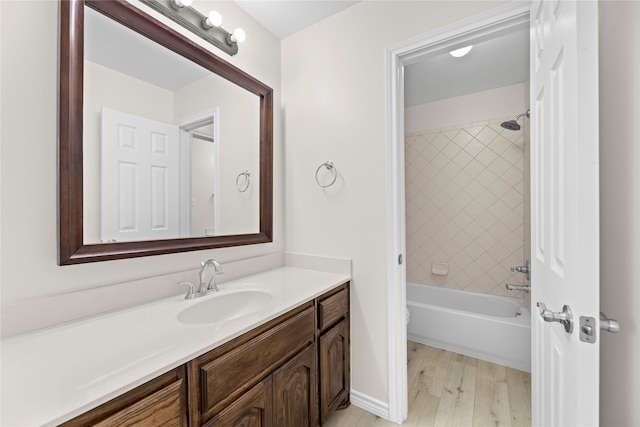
top-left (82, 6), bottom-right (260, 244)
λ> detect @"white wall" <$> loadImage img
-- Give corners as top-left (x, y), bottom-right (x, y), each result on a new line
top-left (599, 1), bottom-right (640, 425)
top-left (405, 83), bottom-right (526, 132)
top-left (282, 0), bottom-right (505, 407)
top-left (83, 60), bottom-right (175, 243)
top-left (0, 0), bottom-right (282, 336)
top-left (174, 74), bottom-right (260, 236)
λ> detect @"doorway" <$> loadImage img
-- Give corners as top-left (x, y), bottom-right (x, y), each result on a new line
top-left (177, 111), bottom-right (219, 238)
top-left (385, 2), bottom-right (531, 422)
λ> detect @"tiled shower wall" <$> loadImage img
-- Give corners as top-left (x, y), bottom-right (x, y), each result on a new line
top-left (405, 117), bottom-right (525, 296)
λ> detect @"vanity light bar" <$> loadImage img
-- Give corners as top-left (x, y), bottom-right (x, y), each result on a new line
top-left (141, 0), bottom-right (239, 56)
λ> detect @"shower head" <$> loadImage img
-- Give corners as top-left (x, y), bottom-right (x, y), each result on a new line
top-left (500, 120), bottom-right (522, 131)
top-left (500, 109), bottom-right (530, 131)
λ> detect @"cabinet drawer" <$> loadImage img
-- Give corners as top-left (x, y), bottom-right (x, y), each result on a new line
top-left (61, 367), bottom-right (187, 427)
top-left (93, 381), bottom-right (184, 427)
top-left (318, 287), bottom-right (348, 331)
top-left (199, 307), bottom-right (315, 416)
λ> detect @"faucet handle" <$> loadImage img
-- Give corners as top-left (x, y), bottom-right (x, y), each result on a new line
top-left (510, 260), bottom-right (531, 281)
top-left (179, 281), bottom-right (199, 300)
top-left (207, 270), bottom-right (223, 293)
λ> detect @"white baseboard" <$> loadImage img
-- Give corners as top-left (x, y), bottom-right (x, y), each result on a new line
top-left (350, 389), bottom-right (395, 422)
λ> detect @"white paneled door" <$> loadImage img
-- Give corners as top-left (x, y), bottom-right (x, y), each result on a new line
top-left (530, 1), bottom-right (600, 425)
top-left (101, 108), bottom-right (180, 242)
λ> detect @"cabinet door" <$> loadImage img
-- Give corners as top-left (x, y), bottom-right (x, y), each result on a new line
top-left (204, 378), bottom-right (273, 427)
top-left (192, 306), bottom-right (315, 422)
top-left (273, 344), bottom-right (317, 427)
top-left (319, 319), bottom-right (349, 424)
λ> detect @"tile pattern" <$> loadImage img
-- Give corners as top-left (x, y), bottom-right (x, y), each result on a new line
top-left (323, 342), bottom-right (532, 427)
top-left (405, 118), bottom-right (526, 296)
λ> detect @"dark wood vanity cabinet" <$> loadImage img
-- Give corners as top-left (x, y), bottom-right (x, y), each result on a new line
top-left (189, 303), bottom-right (317, 426)
top-left (60, 366), bottom-right (188, 427)
top-left (192, 283), bottom-right (350, 427)
top-left (201, 344), bottom-right (317, 427)
top-left (62, 283), bottom-right (350, 427)
top-left (317, 286), bottom-right (351, 424)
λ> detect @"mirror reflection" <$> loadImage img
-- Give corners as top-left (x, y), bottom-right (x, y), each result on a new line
top-left (83, 7), bottom-right (260, 244)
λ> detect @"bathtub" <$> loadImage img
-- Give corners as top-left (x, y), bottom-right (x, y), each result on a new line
top-left (407, 282), bottom-right (531, 372)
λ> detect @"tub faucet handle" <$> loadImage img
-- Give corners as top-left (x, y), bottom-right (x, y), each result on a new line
top-left (510, 260), bottom-right (530, 281)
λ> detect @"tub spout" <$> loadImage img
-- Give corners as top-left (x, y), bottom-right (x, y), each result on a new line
top-left (506, 283), bottom-right (530, 293)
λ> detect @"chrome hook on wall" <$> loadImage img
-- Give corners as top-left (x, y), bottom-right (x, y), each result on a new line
top-left (315, 161), bottom-right (338, 188)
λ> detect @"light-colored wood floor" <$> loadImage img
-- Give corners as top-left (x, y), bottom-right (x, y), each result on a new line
top-left (325, 341), bottom-right (531, 427)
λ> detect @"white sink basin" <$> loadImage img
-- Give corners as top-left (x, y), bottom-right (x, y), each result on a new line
top-left (177, 289), bottom-right (273, 325)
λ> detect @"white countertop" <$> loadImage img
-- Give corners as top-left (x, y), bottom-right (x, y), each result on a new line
top-left (1, 267), bottom-right (350, 426)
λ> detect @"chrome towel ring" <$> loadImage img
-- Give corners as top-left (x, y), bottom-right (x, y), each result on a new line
top-left (236, 171), bottom-right (250, 192)
top-left (315, 161), bottom-right (337, 188)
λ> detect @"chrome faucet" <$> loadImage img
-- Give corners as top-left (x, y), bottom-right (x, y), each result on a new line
top-left (505, 283), bottom-right (530, 293)
top-left (178, 259), bottom-right (224, 300)
top-left (198, 259), bottom-right (223, 294)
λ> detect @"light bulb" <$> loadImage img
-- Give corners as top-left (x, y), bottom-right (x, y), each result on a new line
top-left (230, 28), bottom-right (246, 43)
top-left (173, 0), bottom-right (192, 8)
top-left (449, 45), bottom-right (473, 58)
top-left (205, 10), bottom-right (222, 28)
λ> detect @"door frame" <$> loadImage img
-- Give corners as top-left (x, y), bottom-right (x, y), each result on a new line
top-left (385, 3), bottom-right (531, 422)
top-left (177, 109), bottom-right (220, 237)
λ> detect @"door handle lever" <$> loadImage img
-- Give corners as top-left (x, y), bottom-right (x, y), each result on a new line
top-left (537, 302), bottom-right (573, 333)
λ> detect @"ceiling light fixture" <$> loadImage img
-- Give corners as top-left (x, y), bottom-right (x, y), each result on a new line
top-left (449, 45), bottom-right (473, 58)
top-left (203, 10), bottom-right (222, 28)
top-left (228, 28), bottom-right (247, 44)
top-left (141, 0), bottom-right (245, 56)
top-left (172, 0), bottom-right (192, 8)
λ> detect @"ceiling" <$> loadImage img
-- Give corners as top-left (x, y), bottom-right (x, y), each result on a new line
top-left (85, 6), bottom-right (209, 91)
top-left (87, 2), bottom-right (530, 108)
top-left (234, 0), bottom-right (360, 39)
top-left (234, 1), bottom-right (530, 106)
top-left (404, 28), bottom-right (530, 106)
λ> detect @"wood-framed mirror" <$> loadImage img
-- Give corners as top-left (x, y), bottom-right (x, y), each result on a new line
top-left (59, 0), bottom-right (273, 265)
